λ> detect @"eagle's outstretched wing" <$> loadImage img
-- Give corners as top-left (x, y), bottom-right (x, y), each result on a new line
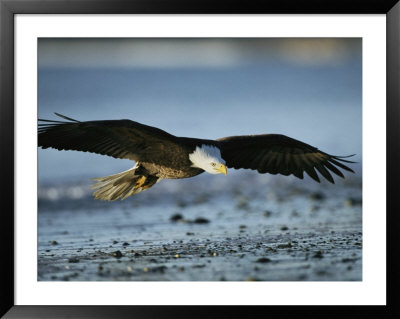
top-left (38, 113), bottom-right (180, 163)
top-left (217, 134), bottom-right (355, 183)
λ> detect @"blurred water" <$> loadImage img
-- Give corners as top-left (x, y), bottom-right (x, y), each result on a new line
top-left (38, 63), bottom-right (361, 183)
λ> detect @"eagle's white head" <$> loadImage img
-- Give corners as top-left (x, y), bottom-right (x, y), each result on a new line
top-left (189, 144), bottom-right (227, 175)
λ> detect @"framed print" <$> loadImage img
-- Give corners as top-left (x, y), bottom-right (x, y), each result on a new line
top-left (1, 0), bottom-right (399, 318)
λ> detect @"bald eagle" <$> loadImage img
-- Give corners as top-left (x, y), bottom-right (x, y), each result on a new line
top-left (38, 113), bottom-right (355, 201)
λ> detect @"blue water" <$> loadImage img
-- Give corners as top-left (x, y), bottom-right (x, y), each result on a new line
top-left (38, 63), bottom-right (362, 183)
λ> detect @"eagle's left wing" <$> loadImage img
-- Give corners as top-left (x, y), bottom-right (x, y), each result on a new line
top-left (216, 134), bottom-right (355, 183)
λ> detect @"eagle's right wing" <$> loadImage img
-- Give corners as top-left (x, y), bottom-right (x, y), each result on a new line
top-left (38, 113), bottom-right (180, 163)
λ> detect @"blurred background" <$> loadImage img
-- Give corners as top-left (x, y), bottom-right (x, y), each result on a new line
top-left (38, 38), bottom-right (362, 187)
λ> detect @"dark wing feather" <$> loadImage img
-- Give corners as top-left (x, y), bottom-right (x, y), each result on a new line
top-left (217, 134), bottom-right (355, 183)
top-left (38, 113), bottom-right (182, 163)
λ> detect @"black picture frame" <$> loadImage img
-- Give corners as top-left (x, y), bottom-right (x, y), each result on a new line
top-left (1, 1), bottom-right (399, 318)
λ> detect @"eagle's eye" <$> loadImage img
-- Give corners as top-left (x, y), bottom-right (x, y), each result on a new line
top-left (211, 162), bottom-right (216, 167)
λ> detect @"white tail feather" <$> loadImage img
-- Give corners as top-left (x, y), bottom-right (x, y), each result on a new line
top-left (91, 167), bottom-right (156, 201)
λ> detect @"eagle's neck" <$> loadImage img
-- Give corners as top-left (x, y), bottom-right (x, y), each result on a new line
top-left (189, 144), bottom-right (225, 173)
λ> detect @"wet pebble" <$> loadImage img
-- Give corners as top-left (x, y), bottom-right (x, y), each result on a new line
top-left (342, 257), bottom-right (358, 263)
top-left (277, 242), bottom-right (292, 249)
top-left (345, 197), bottom-right (362, 206)
top-left (256, 257), bottom-right (271, 263)
top-left (68, 257), bottom-right (79, 263)
top-left (245, 277), bottom-right (259, 281)
top-left (176, 200), bottom-right (187, 208)
top-left (111, 250), bottom-right (123, 258)
top-left (310, 192), bottom-right (326, 200)
top-left (194, 217), bottom-right (210, 224)
top-left (313, 251), bottom-right (324, 259)
top-left (315, 270), bottom-right (329, 276)
top-left (263, 210), bottom-right (273, 217)
top-left (144, 266), bottom-right (167, 273)
top-left (170, 213), bottom-right (184, 222)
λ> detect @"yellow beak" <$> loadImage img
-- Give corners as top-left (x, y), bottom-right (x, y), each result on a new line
top-left (215, 164), bottom-right (227, 175)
